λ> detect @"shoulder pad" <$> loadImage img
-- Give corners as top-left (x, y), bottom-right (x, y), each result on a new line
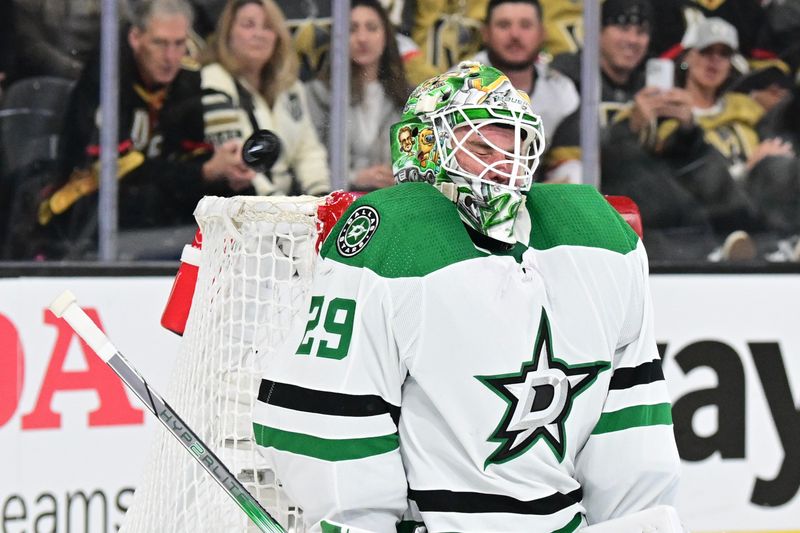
top-left (526, 184), bottom-right (639, 254)
top-left (320, 182), bottom-right (482, 277)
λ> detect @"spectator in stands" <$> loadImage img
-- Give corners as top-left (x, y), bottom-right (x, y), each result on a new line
top-left (547, 0), bottom-right (722, 260)
top-left (552, 0), bottom-right (652, 125)
top-left (612, 18), bottom-right (796, 260)
top-left (305, 0), bottom-right (410, 192)
top-left (33, 0), bottom-right (252, 260)
top-left (280, 0), bottom-right (438, 86)
top-left (726, 0), bottom-right (799, 116)
top-left (472, 0), bottom-right (581, 183)
top-left (650, 1), bottom-right (792, 118)
top-left (11, 0), bottom-right (103, 81)
top-left (201, 0), bottom-right (330, 196)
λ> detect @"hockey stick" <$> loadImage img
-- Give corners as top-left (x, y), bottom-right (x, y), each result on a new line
top-left (49, 290), bottom-right (286, 533)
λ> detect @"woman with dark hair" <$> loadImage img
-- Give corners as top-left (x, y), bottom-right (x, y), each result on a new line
top-left (201, 0), bottom-right (330, 196)
top-left (305, 0), bottom-right (411, 191)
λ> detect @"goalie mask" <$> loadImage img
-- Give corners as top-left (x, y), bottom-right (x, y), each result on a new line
top-left (390, 62), bottom-right (545, 243)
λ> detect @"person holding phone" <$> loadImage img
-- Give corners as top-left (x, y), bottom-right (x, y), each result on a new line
top-left (625, 58), bottom-right (696, 147)
top-left (611, 18), bottom-right (796, 261)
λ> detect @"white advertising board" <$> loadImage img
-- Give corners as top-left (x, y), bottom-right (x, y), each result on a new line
top-left (0, 277), bottom-right (179, 532)
top-left (655, 275), bottom-right (800, 532)
top-left (1, 274), bottom-right (799, 532)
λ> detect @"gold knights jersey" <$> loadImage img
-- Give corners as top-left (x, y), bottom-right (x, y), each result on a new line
top-left (541, 0), bottom-right (585, 57)
top-left (254, 182), bottom-right (680, 532)
top-left (408, 0), bottom-right (488, 72)
top-left (650, 92), bottom-right (765, 180)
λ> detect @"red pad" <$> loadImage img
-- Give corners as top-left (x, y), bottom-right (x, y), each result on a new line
top-left (605, 195), bottom-right (643, 238)
top-left (315, 191), bottom-right (364, 251)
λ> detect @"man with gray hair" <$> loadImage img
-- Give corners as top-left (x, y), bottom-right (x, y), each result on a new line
top-left (38, 0), bottom-right (252, 259)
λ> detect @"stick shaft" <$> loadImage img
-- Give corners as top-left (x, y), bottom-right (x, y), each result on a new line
top-left (108, 353), bottom-right (285, 533)
top-left (50, 291), bottom-right (286, 533)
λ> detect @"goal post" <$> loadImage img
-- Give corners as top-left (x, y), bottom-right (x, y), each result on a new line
top-left (121, 193), bottom-right (358, 533)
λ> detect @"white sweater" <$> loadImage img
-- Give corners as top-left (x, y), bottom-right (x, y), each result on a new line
top-left (201, 62), bottom-right (330, 196)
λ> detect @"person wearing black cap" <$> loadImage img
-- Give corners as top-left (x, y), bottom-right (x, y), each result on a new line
top-left (552, 0), bottom-right (653, 123)
top-left (548, 0), bottom-right (717, 261)
top-left (556, 0), bottom-right (732, 261)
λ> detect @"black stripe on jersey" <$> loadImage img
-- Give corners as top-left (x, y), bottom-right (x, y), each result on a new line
top-left (609, 359), bottom-right (665, 390)
top-left (201, 90), bottom-right (236, 113)
top-left (202, 102), bottom-right (236, 114)
top-left (408, 487), bottom-right (582, 515)
top-left (258, 379), bottom-right (400, 425)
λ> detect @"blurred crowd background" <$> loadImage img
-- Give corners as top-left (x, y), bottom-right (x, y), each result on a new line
top-left (0, 0), bottom-right (798, 263)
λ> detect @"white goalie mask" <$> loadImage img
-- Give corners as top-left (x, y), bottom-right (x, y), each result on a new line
top-left (391, 62), bottom-right (546, 244)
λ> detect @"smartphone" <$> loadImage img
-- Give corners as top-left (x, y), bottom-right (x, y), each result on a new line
top-left (646, 58), bottom-right (674, 91)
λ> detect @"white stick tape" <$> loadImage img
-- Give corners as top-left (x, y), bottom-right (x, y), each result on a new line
top-left (49, 290), bottom-right (118, 362)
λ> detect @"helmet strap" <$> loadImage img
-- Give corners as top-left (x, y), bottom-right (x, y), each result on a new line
top-left (434, 182), bottom-right (459, 203)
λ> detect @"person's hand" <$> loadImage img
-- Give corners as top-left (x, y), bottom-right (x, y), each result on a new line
top-left (352, 164), bottom-right (395, 190)
top-left (202, 139), bottom-right (256, 190)
top-left (747, 137), bottom-right (795, 171)
top-left (656, 88), bottom-right (694, 129)
top-left (750, 84), bottom-right (790, 113)
top-left (629, 87), bottom-right (664, 134)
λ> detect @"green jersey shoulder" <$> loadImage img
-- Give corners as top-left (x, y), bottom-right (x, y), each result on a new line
top-left (320, 182), bottom-right (482, 278)
top-left (320, 182), bottom-right (640, 277)
top-left (526, 183), bottom-right (640, 255)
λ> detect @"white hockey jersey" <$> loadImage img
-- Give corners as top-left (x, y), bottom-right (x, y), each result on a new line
top-left (253, 182), bottom-right (681, 533)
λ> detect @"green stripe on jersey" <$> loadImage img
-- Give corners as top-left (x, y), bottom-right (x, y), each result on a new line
top-left (591, 403), bottom-right (673, 435)
top-left (321, 521), bottom-right (366, 533)
top-left (320, 522), bottom-right (342, 533)
top-left (553, 512), bottom-right (583, 533)
top-left (527, 184), bottom-right (639, 254)
top-left (253, 423), bottom-right (399, 461)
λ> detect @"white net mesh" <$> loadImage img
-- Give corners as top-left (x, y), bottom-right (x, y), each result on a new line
top-left (121, 195), bottom-right (326, 533)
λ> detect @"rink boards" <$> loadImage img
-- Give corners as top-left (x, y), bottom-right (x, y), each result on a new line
top-left (0, 273), bottom-right (798, 532)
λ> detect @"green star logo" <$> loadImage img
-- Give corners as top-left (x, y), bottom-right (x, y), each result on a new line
top-left (477, 309), bottom-right (609, 467)
top-left (345, 217), bottom-right (370, 246)
top-left (336, 206), bottom-right (380, 257)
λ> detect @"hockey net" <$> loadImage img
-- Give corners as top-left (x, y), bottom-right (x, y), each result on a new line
top-left (121, 193), bottom-right (357, 533)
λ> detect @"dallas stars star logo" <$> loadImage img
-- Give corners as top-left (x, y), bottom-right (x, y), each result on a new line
top-left (477, 309), bottom-right (609, 467)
